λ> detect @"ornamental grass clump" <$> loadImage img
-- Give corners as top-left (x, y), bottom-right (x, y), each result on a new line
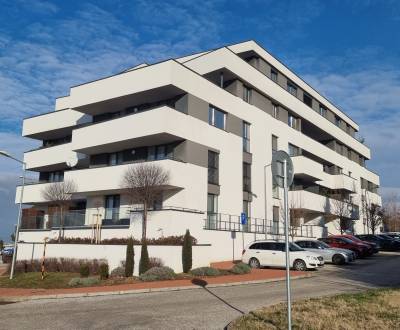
top-left (139, 266), bottom-right (176, 282)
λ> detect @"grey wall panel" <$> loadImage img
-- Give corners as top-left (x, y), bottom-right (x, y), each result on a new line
top-left (208, 183), bottom-right (220, 195)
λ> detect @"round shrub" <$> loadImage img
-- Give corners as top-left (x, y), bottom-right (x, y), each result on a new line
top-left (230, 262), bottom-right (251, 275)
top-left (139, 266), bottom-right (176, 282)
top-left (80, 264), bottom-right (90, 277)
top-left (99, 263), bottom-right (109, 280)
top-left (110, 266), bottom-right (125, 278)
top-left (190, 267), bottom-right (221, 277)
top-left (68, 277), bottom-right (100, 287)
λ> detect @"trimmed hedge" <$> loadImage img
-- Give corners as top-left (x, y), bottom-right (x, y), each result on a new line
top-left (139, 266), bottom-right (176, 282)
top-left (190, 267), bottom-right (221, 277)
top-left (230, 262), bottom-right (251, 275)
top-left (48, 235), bottom-right (198, 246)
top-left (182, 229), bottom-right (192, 273)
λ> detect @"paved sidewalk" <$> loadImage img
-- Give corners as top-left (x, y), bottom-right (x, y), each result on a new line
top-left (0, 266), bottom-right (308, 301)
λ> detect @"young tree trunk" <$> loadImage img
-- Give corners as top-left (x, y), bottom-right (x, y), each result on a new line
top-left (142, 201), bottom-right (147, 241)
top-left (58, 205), bottom-right (63, 243)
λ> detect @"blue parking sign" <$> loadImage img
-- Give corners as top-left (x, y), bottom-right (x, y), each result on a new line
top-left (240, 212), bottom-right (247, 225)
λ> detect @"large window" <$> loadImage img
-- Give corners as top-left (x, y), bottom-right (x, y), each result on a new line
top-left (48, 171), bottom-right (64, 182)
top-left (207, 194), bottom-right (218, 229)
top-left (108, 152), bottom-right (123, 166)
top-left (208, 105), bottom-right (226, 130)
top-left (243, 85), bottom-right (252, 103)
top-left (272, 135), bottom-right (278, 152)
top-left (272, 184), bottom-right (279, 199)
top-left (272, 104), bottom-right (279, 119)
top-left (271, 68), bottom-right (278, 82)
top-left (303, 93), bottom-right (312, 107)
top-left (288, 143), bottom-right (301, 156)
top-left (104, 195), bottom-right (120, 221)
top-left (287, 81), bottom-right (297, 96)
top-left (335, 116), bottom-right (341, 127)
top-left (243, 121), bottom-right (250, 152)
top-left (243, 162), bottom-right (251, 192)
top-left (208, 151), bottom-right (219, 185)
top-left (148, 144), bottom-right (174, 161)
top-left (319, 105), bottom-right (327, 117)
top-left (288, 114), bottom-right (299, 129)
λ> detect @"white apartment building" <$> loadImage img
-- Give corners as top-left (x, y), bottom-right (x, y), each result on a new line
top-left (16, 40), bottom-right (381, 262)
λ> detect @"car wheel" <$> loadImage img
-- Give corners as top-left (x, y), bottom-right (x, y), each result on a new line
top-left (293, 259), bottom-right (307, 271)
top-left (332, 254), bottom-right (345, 265)
top-left (248, 257), bottom-right (260, 269)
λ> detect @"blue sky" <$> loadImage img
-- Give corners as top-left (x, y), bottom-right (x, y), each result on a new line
top-left (0, 0), bottom-right (400, 241)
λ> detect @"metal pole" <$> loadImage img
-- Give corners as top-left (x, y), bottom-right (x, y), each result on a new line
top-left (283, 159), bottom-right (292, 330)
top-left (264, 165), bottom-right (267, 239)
top-left (10, 162), bottom-right (26, 280)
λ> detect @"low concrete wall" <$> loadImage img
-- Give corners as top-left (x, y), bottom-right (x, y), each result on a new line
top-left (16, 243), bottom-right (213, 276)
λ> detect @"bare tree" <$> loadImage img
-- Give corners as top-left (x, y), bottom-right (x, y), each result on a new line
top-left (362, 190), bottom-right (383, 234)
top-left (41, 180), bottom-right (77, 242)
top-left (122, 163), bottom-right (170, 241)
top-left (382, 193), bottom-right (400, 232)
top-left (331, 192), bottom-right (352, 234)
top-left (280, 194), bottom-right (306, 240)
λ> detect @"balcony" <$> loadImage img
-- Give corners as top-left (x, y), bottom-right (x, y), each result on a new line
top-left (23, 109), bottom-right (90, 140)
top-left (71, 106), bottom-right (187, 155)
top-left (289, 190), bottom-right (359, 220)
top-left (291, 156), bottom-right (325, 182)
top-left (24, 143), bottom-right (72, 171)
top-left (17, 158), bottom-right (198, 204)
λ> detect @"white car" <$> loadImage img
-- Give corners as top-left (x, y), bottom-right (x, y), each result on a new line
top-left (242, 240), bottom-right (324, 271)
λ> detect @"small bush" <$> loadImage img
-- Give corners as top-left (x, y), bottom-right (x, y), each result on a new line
top-left (99, 263), bottom-right (109, 280)
top-left (149, 257), bottom-right (164, 268)
top-left (80, 264), bottom-right (90, 277)
top-left (139, 266), bottom-right (176, 282)
top-left (230, 262), bottom-right (251, 275)
top-left (182, 229), bottom-right (193, 273)
top-left (68, 277), bottom-right (100, 287)
top-left (125, 237), bottom-right (134, 277)
top-left (110, 266), bottom-right (125, 278)
top-left (190, 267), bottom-right (221, 277)
top-left (139, 243), bottom-right (150, 275)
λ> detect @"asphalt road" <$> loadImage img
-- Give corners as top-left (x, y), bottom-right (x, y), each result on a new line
top-left (1, 252), bottom-right (399, 330)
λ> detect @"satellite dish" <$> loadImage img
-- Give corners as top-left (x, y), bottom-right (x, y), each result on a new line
top-left (66, 153), bottom-right (79, 168)
top-left (271, 150), bottom-right (294, 188)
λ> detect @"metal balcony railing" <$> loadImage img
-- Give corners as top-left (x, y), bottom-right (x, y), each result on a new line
top-left (203, 213), bottom-right (316, 238)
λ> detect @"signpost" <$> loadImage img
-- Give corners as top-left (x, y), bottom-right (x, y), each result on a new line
top-left (272, 150), bottom-right (294, 330)
top-left (240, 212), bottom-right (247, 251)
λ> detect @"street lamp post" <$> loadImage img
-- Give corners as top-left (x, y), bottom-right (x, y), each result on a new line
top-left (0, 151), bottom-right (26, 280)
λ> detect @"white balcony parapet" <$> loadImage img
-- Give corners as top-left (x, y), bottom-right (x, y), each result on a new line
top-left (24, 143), bottom-right (72, 171)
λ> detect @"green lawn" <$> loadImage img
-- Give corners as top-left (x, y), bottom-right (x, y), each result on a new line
top-left (0, 272), bottom-right (79, 289)
top-left (229, 289), bottom-right (400, 330)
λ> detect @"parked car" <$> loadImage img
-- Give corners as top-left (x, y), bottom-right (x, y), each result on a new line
top-left (318, 237), bottom-right (370, 258)
top-left (1, 247), bottom-right (13, 263)
top-left (295, 239), bottom-right (355, 265)
top-left (334, 234), bottom-right (379, 254)
top-left (356, 234), bottom-right (400, 251)
top-left (242, 240), bottom-right (324, 271)
top-left (381, 233), bottom-right (400, 240)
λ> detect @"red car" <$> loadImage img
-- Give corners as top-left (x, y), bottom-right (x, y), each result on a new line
top-left (318, 236), bottom-right (370, 258)
top-left (335, 235), bottom-right (378, 254)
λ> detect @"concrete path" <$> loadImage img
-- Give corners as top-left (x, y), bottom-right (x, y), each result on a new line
top-left (0, 252), bottom-right (398, 330)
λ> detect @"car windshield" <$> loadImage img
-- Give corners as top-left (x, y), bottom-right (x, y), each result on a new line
top-left (318, 241), bottom-right (331, 249)
top-left (289, 243), bottom-right (304, 252)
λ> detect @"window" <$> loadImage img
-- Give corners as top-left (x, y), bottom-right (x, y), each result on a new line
top-left (288, 143), bottom-right (301, 156)
top-left (48, 171), bottom-right (64, 182)
top-left (288, 114), bottom-right (299, 129)
top-left (272, 206), bottom-right (280, 234)
top-left (287, 81), bottom-right (297, 96)
top-left (271, 68), bottom-right (278, 82)
top-left (208, 151), bottom-right (219, 185)
top-left (208, 105), bottom-right (226, 130)
top-left (207, 194), bottom-right (218, 229)
top-left (148, 144), bottom-right (174, 161)
top-left (108, 152), bottom-right (123, 166)
top-left (243, 200), bottom-right (250, 218)
top-left (272, 104), bottom-right (279, 119)
top-left (319, 105), bottom-right (327, 117)
top-left (272, 135), bottom-right (278, 152)
top-left (243, 163), bottom-right (251, 192)
top-left (104, 195), bottom-right (120, 221)
top-left (303, 93), bottom-right (312, 107)
top-left (335, 116), bottom-right (341, 127)
top-left (243, 85), bottom-right (252, 103)
top-left (359, 156), bottom-right (365, 167)
top-left (243, 122), bottom-right (250, 152)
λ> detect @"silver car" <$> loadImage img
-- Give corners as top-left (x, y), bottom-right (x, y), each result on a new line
top-left (295, 240), bottom-right (355, 265)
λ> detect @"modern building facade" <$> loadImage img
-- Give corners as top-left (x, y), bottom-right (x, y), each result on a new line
top-left (17, 40), bottom-right (381, 262)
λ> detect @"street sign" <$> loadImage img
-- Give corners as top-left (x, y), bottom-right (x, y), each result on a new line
top-left (240, 212), bottom-right (247, 225)
top-left (272, 150), bottom-right (294, 188)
